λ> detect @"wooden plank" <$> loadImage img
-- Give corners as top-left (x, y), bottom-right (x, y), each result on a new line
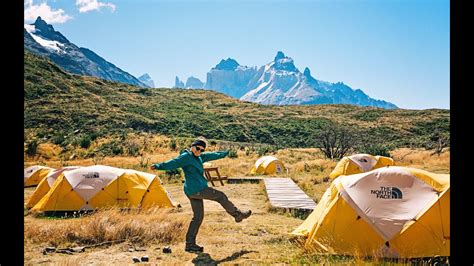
top-left (264, 178), bottom-right (317, 210)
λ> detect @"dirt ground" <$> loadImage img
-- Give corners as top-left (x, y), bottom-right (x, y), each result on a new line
top-left (24, 181), bottom-right (312, 265)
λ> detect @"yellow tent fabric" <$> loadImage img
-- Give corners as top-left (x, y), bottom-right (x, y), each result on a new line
top-left (292, 166), bottom-right (449, 258)
top-left (250, 156), bottom-right (285, 175)
top-left (31, 165), bottom-right (176, 212)
top-left (329, 154), bottom-right (394, 179)
top-left (26, 166), bottom-right (82, 209)
top-left (24, 165), bottom-right (55, 187)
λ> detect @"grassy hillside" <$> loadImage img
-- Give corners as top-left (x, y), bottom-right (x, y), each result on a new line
top-left (24, 50), bottom-right (449, 151)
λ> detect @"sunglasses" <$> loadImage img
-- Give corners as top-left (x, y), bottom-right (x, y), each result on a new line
top-left (195, 146), bottom-right (205, 152)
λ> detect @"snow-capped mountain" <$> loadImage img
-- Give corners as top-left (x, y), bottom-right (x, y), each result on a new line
top-left (138, 73), bottom-right (155, 88)
top-left (241, 52), bottom-right (396, 108)
top-left (24, 16), bottom-right (149, 88)
top-left (181, 51), bottom-right (397, 109)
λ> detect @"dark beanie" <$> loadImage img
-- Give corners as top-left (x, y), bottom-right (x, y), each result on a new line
top-left (191, 139), bottom-right (206, 148)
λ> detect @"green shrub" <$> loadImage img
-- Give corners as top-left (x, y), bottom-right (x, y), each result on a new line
top-left (51, 134), bottom-right (66, 146)
top-left (228, 149), bottom-right (238, 158)
top-left (163, 169), bottom-right (183, 183)
top-left (245, 147), bottom-right (252, 156)
top-left (126, 140), bottom-right (141, 156)
top-left (79, 135), bottom-right (92, 149)
top-left (26, 140), bottom-right (39, 157)
top-left (98, 140), bottom-right (124, 156)
top-left (169, 138), bottom-right (177, 151)
top-left (256, 146), bottom-right (268, 157)
top-left (256, 145), bottom-right (277, 157)
top-left (352, 110), bottom-right (383, 121)
top-left (357, 143), bottom-right (392, 157)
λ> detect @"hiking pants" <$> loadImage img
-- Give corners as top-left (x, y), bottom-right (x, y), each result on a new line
top-left (185, 187), bottom-right (241, 245)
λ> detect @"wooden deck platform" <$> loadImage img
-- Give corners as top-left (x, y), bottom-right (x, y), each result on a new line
top-left (264, 178), bottom-right (317, 210)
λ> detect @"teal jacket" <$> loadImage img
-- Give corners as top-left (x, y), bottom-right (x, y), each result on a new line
top-left (152, 149), bottom-right (229, 196)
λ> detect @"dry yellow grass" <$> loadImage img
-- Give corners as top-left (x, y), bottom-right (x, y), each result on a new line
top-left (391, 148), bottom-right (450, 173)
top-left (25, 207), bottom-right (186, 247)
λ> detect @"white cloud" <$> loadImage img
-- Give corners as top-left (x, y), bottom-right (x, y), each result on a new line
top-left (76, 0), bottom-right (116, 13)
top-left (24, 0), bottom-right (72, 24)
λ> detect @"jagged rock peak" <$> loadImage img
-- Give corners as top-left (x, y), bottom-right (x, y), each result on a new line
top-left (274, 51), bottom-right (286, 61)
top-left (140, 73), bottom-right (151, 79)
top-left (303, 67), bottom-right (311, 77)
top-left (303, 67), bottom-right (317, 84)
top-left (272, 51), bottom-right (297, 72)
top-left (185, 76), bottom-right (204, 88)
top-left (138, 73), bottom-right (154, 88)
top-left (34, 16), bottom-right (54, 32)
top-left (214, 58), bottom-right (240, 70)
top-left (175, 76), bottom-right (184, 88)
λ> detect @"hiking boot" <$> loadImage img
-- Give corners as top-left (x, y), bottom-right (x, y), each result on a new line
top-left (235, 210), bottom-right (252, 223)
top-left (185, 244), bottom-right (204, 253)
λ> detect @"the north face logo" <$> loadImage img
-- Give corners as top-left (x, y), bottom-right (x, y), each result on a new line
top-left (84, 172), bottom-right (100, 179)
top-left (371, 186), bottom-right (403, 199)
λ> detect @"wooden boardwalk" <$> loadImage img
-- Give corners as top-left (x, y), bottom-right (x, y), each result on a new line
top-left (264, 178), bottom-right (317, 210)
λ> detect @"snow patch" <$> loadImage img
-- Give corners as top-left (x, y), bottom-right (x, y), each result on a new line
top-left (24, 24), bottom-right (36, 34)
top-left (29, 32), bottom-right (64, 53)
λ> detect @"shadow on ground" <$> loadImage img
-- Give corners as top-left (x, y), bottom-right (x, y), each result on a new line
top-left (192, 250), bottom-right (257, 265)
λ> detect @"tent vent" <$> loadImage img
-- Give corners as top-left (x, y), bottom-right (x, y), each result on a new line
top-left (385, 241), bottom-right (390, 247)
top-left (70, 188), bottom-right (74, 191)
top-left (147, 190), bottom-right (150, 192)
top-left (101, 188), bottom-right (104, 190)
top-left (126, 191), bottom-right (128, 194)
top-left (356, 215), bottom-right (361, 220)
top-left (86, 201), bottom-right (88, 204)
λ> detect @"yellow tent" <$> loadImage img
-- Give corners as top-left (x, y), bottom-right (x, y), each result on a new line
top-left (24, 165), bottom-right (55, 187)
top-left (26, 166), bottom-right (82, 209)
top-left (250, 156), bottom-right (285, 175)
top-left (31, 165), bottom-right (176, 212)
top-left (292, 166), bottom-right (449, 258)
top-left (329, 154), bottom-right (394, 179)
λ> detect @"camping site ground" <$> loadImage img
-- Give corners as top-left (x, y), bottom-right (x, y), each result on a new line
top-left (24, 144), bottom-right (449, 265)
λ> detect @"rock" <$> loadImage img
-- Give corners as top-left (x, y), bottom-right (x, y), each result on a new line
top-left (135, 247), bottom-right (146, 251)
top-left (132, 256), bottom-right (140, 263)
top-left (141, 255), bottom-right (149, 262)
top-left (44, 247), bottom-right (56, 253)
top-left (162, 246), bottom-right (172, 253)
top-left (128, 248), bottom-right (134, 252)
top-left (57, 249), bottom-right (73, 255)
top-left (70, 247), bottom-right (85, 252)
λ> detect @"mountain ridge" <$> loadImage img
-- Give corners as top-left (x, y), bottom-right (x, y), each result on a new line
top-left (182, 51), bottom-right (397, 109)
top-left (24, 16), bottom-right (149, 88)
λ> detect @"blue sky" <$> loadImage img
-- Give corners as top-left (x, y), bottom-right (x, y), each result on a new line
top-left (24, 0), bottom-right (449, 110)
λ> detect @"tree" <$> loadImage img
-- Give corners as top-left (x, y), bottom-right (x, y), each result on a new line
top-left (316, 124), bottom-right (357, 160)
top-left (425, 129), bottom-right (450, 156)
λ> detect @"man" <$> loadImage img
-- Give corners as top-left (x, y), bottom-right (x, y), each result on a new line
top-left (151, 139), bottom-right (252, 252)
